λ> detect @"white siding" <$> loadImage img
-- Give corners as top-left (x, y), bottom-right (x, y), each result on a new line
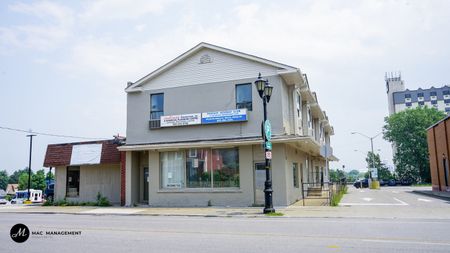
top-left (140, 48), bottom-right (284, 91)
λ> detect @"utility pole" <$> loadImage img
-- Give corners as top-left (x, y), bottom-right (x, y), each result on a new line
top-left (25, 134), bottom-right (36, 203)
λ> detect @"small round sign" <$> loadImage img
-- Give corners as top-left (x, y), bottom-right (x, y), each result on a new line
top-left (10, 223), bottom-right (30, 243)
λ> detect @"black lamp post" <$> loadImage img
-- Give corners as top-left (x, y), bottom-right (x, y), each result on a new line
top-left (26, 134), bottom-right (36, 203)
top-left (254, 73), bottom-right (275, 213)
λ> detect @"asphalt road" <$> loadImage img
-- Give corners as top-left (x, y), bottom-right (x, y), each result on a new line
top-left (341, 186), bottom-right (450, 207)
top-left (1, 212), bottom-right (450, 253)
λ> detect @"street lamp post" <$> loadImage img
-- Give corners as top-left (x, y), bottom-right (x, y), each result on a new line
top-left (351, 132), bottom-right (382, 184)
top-left (254, 73), bottom-right (275, 214)
top-left (26, 134), bottom-right (36, 203)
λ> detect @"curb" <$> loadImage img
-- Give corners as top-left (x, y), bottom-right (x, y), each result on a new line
top-left (411, 190), bottom-right (450, 201)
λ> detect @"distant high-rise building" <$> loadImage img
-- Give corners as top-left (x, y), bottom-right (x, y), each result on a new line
top-left (386, 72), bottom-right (450, 115)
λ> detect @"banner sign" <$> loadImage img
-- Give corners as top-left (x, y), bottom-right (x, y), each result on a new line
top-left (161, 113), bottom-right (201, 127)
top-left (201, 109), bottom-right (247, 124)
top-left (70, 144), bottom-right (102, 165)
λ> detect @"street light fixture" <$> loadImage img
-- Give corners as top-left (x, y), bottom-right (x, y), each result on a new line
top-left (351, 131), bottom-right (382, 186)
top-left (254, 73), bottom-right (275, 214)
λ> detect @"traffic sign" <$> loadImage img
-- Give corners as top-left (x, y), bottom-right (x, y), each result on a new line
top-left (265, 141), bottom-right (272, 150)
top-left (264, 120), bottom-right (272, 141)
top-left (265, 151), bottom-right (272, 159)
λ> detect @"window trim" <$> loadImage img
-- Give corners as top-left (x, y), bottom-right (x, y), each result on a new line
top-left (235, 83), bottom-right (252, 111)
top-left (159, 147), bottom-right (240, 190)
top-left (150, 93), bottom-right (164, 120)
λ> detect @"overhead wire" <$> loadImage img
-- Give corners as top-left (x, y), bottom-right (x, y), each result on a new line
top-left (0, 125), bottom-right (109, 140)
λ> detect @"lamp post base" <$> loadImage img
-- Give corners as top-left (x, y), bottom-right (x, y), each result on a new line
top-left (263, 207), bottom-right (275, 214)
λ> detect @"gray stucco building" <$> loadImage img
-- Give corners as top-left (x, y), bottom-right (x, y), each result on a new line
top-left (119, 43), bottom-right (337, 207)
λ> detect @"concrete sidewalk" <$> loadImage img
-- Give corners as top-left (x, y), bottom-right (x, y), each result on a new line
top-left (1, 203), bottom-right (450, 219)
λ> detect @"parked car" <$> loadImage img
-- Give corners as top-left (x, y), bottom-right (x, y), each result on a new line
top-left (387, 179), bottom-right (397, 186)
top-left (353, 179), bottom-right (369, 188)
top-left (0, 196), bottom-right (8, 205)
top-left (400, 179), bottom-right (413, 186)
top-left (379, 179), bottom-right (386, 186)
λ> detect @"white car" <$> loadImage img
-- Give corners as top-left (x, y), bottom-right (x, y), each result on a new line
top-left (0, 197), bottom-right (8, 205)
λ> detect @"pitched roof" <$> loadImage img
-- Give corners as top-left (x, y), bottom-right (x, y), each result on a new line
top-left (125, 42), bottom-right (298, 92)
top-left (43, 139), bottom-right (122, 167)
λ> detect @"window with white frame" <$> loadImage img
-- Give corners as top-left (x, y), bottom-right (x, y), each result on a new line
top-left (160, 148), bottom-right (240, 189)
top-left (160, 151), bottom-right (185, 188)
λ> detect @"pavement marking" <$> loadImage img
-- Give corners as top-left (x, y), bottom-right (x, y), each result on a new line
top-left (340, 197), bottom-right (408, 206)
top-left (417, 198), bottom-right (432, 202)
top-left (393, 197), bottom-right (409, 206)
top-left (362, 197), bottom-right (373, 202)
top-left (392, 191), bottom-right (399, 193)
top-left (363, 239), bottom-right (450, 246)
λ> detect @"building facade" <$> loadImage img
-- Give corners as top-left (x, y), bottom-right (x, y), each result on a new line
top-left (386, 73), bottom-right (450, 115)
top-left (44, 139), bottom-right (123, 204)
top-left (119, 43), bottom-right (336, 207)
top-left (427, 116), bottom-right (450, 192)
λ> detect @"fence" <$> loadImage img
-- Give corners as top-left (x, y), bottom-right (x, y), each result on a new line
top-left (301, 179), bottom-right (346, 206)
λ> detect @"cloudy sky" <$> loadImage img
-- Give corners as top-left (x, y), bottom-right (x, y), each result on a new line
top-left (1, 0), bottom-right (450, 174)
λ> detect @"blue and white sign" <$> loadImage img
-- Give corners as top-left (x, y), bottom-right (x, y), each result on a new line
top-left (201, 109), bottom-right (248, 124)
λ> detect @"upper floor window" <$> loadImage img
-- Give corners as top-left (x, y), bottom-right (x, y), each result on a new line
top-left (404, 94), bottom-right (411, 98)
top-left (417, 92), bottom-right (424, 97)
top-left (307, 107), bottom-right (312, 129)
top-left (443, 90), bottom-right (450, 95)
top-left (430, 91), bottom-right (437, 97)
top-left (296, 93), bottom-right (301, 118)
top-left (236, 83), bottom-right (252, 111)
top-left (150, 93), bottom-right (164, 120)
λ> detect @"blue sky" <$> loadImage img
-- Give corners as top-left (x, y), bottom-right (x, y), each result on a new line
top-left (1, 0), bottom-right (450, 174)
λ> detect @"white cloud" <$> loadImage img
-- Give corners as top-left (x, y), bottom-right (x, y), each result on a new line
top-left (79, 0), bottom-right (174, 22)
top-left (0, 1), bottom-right (74, 52)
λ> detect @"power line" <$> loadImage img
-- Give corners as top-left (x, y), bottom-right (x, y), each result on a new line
top-left (0, 126), bottom-right (109, 140)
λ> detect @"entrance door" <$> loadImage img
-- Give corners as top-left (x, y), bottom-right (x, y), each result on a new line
top-left (254, 163), bottom-right (266, 205)
top-left (143, 167), bottom-right (149, 202)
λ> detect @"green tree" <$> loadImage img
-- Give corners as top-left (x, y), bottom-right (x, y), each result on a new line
top-left (18, 172), bottom-right (32, 190)
top-left (33, 169), bottom-right (47, 191)
top-left (18, 170), bottom-right (47, 191)
top-left (0, 170), bottom-right (9, 190)
top-left (383, 106), bottom-right (446, 183)
top-left (365, 152), bottom-right (392, 180)
top-left (329, 169), bottom-right (346, 182)
top-left (46, 170), bottom-right (55, 181)
top-left (347, 170), bottom-right (360, 182)
top-left (8, 168), bottom-right (28, 184)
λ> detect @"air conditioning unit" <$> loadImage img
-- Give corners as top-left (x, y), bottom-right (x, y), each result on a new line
top-left (149, 119), bottom-right (161, 129)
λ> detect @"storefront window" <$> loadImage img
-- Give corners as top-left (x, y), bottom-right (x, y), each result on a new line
top-left (186, 149), bottom-right (211, 188)
top-left (160, 148), bottom-right (240, 189)
top-left (160, 151), bottom-right (185, 188)
top-left (212, 148), bottom-right (240, 188)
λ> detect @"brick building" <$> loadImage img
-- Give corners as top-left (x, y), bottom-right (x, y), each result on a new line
top-left (427, 115), bottom-right (450, 192)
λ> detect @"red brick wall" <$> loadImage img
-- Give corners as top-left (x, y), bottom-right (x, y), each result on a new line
top-left (428, 117), bottom-right (450, 192)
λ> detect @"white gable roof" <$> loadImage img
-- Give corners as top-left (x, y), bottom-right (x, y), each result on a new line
top-left (125, 42), bottom-right (298, 92)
